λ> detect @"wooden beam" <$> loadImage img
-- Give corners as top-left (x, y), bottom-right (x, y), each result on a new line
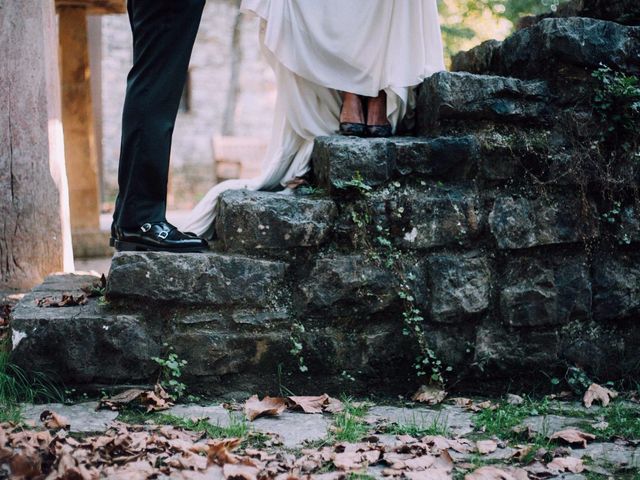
top-left (55, 0), bottom-right (126, 15)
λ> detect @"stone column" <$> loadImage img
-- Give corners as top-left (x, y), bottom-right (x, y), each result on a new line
top-left (58, 5), bottom-right (104, 258)
top-left (0, 0), bottom-right (74, 289)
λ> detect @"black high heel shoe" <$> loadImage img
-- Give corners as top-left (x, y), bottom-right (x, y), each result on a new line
top-left (339, 94), bottom-right (366, 137)
top-left (366, 124), bottom-right (392, 138)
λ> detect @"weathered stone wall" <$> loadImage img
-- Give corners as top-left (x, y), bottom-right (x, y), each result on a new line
top-left (10, 2), bottom-right (640, 397)
top-left (99, 2), bottom-right (275, 205)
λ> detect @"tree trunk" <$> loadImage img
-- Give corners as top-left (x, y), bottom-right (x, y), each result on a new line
top-left (221, 0), bottom-right (244, 136)
top-left (0, 0), bottom-right (74, 290)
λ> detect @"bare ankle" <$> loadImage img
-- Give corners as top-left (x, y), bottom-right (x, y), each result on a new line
top-left (340, 92), bottom-right (365, 124)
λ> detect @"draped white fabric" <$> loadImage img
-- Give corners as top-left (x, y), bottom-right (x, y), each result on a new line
top-left (182, 0), bottom-right (445, 238)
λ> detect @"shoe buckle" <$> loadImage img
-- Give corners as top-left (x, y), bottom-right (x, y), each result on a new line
top-left (141, 223), bottom-right (152, 233)
top-left (158, 230), bottom-right (169, 240)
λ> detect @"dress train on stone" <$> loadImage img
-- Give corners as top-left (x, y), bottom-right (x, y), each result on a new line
top-left (182, 0), bottom-right (445, 238)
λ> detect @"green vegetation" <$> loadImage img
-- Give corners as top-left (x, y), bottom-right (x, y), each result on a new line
top-left (592, 66), bottom-right (640, 148)
top-left (474, 396), bottom-right (550, 439)
top-left (117, 409), bottom-right (270, 447)
top-left (338, 176), bottom-right (449, 386)
top-left (346, 474), bottom-right (376, 480)
top-left (586, 403), bottom-right (640, 441)
top-left (331, 400), bottom-right (370, 443)
top-left (385, 412), bottom-right (449, 437)
top-left (0, 344), bottom-right (64, 423)
top-left (439, 0), bottom-right (567, 60)
top-left (152, 347), bottom-right (188, 401)
top-left (289, 322), bottom-right (309, 373)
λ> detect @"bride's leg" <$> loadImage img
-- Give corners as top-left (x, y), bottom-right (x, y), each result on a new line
top-left (367, 91), bottom-right (391, 127)
top-left (340, 92), bottom-right (365, 124)
top-left (366, 90), bottom-right (392, 137)
top-left (339, 92), bottom-right (366, 136)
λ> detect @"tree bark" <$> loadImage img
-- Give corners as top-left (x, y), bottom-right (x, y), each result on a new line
top-left (221, 0), bottom-right (244, 136)
top-left (0, 0), bottom-right (74, 289)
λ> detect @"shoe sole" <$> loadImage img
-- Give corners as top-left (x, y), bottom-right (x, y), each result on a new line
top-left (113, 239), bottom-right (208, 254)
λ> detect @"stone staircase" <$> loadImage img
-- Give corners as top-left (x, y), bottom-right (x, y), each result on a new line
top-left (10, 3), bottom-right (640, 397)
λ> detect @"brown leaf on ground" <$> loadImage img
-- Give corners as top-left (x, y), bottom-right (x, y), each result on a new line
top-left (412, 386), bottom-right (447, 405)
top-left (98, 388), bottom-right (146, 410)
top-left (450, 398), bottom-right (496, 412)
top-left (323, 397), bottom-right (345, 414)
top-left (547, 456), bottom-right (584, 473)
top-left (244, 395), bottom-right (287, 421)
top-left (464, 465), bottom-right (529, 480)
top-left (9, 449), bottom-right (43, 478)
top-left (140, 384), bottom-right (174, 412)
top-left (36, 293), bottom-right (88, 308)
top-left (405, 469), bottom-right (452, 480)
top-left (287, 394), bottom-right (330, 414)
top-left (40, 410), bottom-right (70, 430)
top-left (223, 463), bottom-right (260, 480)
top-left (583, 383), bottom-right (618, 408)
top-left (476, 440), bottom-right (498, 454)
top-left (98, 385), bottom-right (173, 412)
top-left (206, 438), bottom-right (243, 466)
top-left (549, 429), bottom-right (596, 448)
top-left (403, 454), bottom-right (436, 470)
top-left (510, 445), bottom-right (532, 461)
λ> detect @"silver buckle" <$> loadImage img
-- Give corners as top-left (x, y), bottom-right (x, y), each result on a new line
top-left (158, 230), bottom-right (169, 240)
top-left (141, 223), bottom-right (152, 233)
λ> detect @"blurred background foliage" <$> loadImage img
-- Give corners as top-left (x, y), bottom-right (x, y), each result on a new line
top-left (438, 0), bottom-right (567, 62)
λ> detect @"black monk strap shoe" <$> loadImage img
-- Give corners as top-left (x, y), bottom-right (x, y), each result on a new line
top-left (112, 221), bottom-right (208, 253)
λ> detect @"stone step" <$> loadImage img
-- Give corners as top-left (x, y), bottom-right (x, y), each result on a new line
top-left (451, 17), bottom-right (640, 78)
top-left (415, 71), bottom-right (551, 134)
top-left (312, 135), bottom-right (479, 192)
top-left (311, 130), bottom-right (578, 193)
top-left (215, 190), bottom-right (337, 252)
top-left (106, 251), bottom-right (289, 308)
top-left (11, 247), bottom-right (640, 395)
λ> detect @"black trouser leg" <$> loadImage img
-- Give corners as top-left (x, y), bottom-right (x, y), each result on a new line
top-left (113, 0), bottom-right (205, 229)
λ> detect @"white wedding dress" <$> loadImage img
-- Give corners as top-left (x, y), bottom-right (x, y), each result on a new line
top-left (183, 0), bottom-right (445, 238)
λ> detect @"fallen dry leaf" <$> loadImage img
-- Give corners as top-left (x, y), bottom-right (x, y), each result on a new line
top-left (547, 456), bottom-right (584, 473)
top-left (412, 386), bottom-right (447, 405)
top-left (323, 397), bottom-right (345, 414)
top-left (287, 394), bottom-right (329, 414)
top-left (583, 383), bottom-right (618, 408)
top-left (403, 454), bottom-right (436, 470)
top-left (464, 465), bottom-right (529, 480)
top-left (36, 293), bottom-right (87, 307)
top-left (40, 410), bottom-right (70, 430)
top-left (404, 469), bottom-right (452, 480)
top-left (223, 462), bottom-right (261, 480)
top-left (81, 274), bottom-right (107, 297)
top-left (549, 429), bottom-right (596, 448)
top-left (244, 395), bottom-right (287, 421)
top-left (476, 440), bottom-right (498, 454)
top-left (98, 384), bottom-right (173, 412)
top-left (140, 384), bottom-right (174, 412)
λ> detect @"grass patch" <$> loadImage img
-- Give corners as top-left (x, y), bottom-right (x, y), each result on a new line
top-left (474, 396), bottom-right (550, 440)
top-left (385, 411), bottom-right (449, 437)
top-left (116, 409), bottom-right (269, 443)
top-left (331, 400), bottom-right (370, 443)
top-left (0, 345), bottom-right (65, 422)
top-left (346, 474), bottom-right (376, 480)
top-left (586, 403), bottom-right (640, 441)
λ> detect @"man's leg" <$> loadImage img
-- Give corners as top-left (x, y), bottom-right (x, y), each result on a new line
top-left (114, 0), bottom-right (205, 229)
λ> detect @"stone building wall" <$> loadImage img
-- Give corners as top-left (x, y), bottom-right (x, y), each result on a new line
top-left (99, 1), bottom-right (276, 207)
